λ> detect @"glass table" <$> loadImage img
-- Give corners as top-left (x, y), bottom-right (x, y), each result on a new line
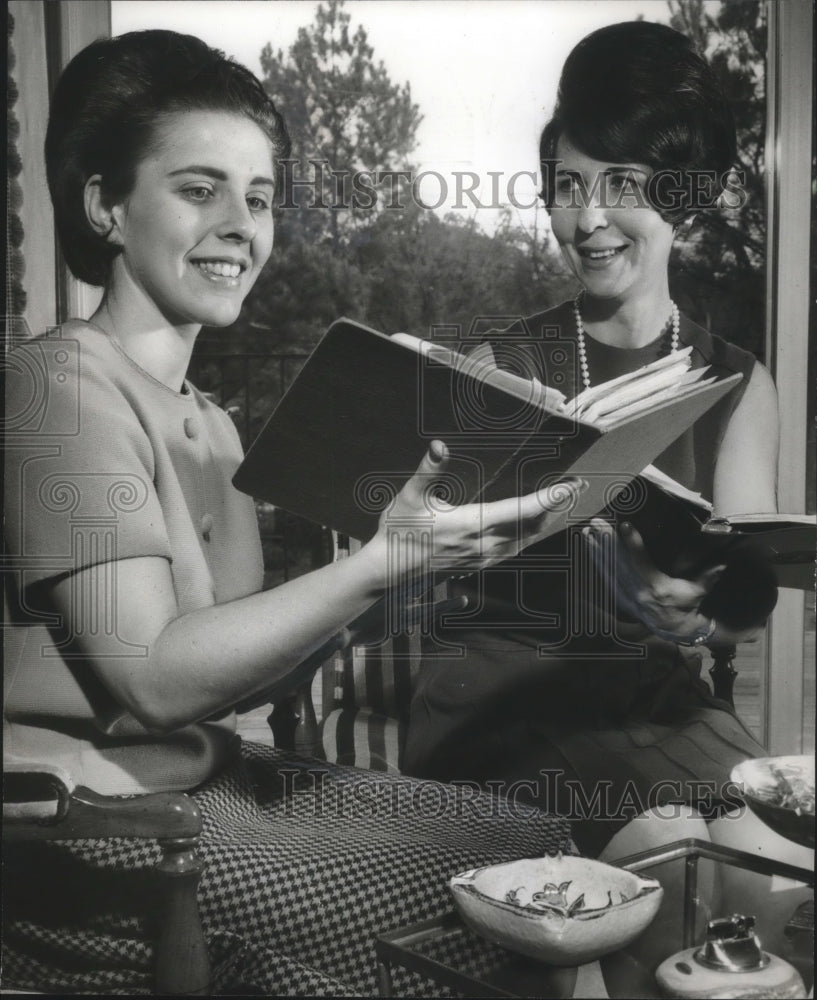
top-left (375, 838), bottom-right (814, 998)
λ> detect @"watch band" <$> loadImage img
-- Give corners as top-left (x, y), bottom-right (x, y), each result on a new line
top-left (678, 617), bottom-right (717, 647)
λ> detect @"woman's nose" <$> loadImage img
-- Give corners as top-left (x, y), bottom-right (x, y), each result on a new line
top-left (217, 194), bottom-right (256, 242)
top-left (576, 198), bottom-right (609, 234)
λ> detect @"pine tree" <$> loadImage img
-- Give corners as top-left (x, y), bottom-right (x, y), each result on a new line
top-left (260, 0), bottom-right (422, 247)
top-left (666, 0), bottom-right (767, 359)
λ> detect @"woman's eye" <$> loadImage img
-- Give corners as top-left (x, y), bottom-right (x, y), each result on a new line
top-left (247, 195), bottom-right (271, 212)
top-left (609, 173), bottom-right (643, 198)
top-left (554, 176), bottom-right (576, 199)
top-left (182, 185), bottom-right (213, 202)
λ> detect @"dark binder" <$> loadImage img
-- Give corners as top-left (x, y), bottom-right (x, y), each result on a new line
top-left (233, 318), bottom-right (742, 543)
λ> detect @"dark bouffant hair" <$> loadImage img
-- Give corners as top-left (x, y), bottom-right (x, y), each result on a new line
top-left (46, 30), bottom-right (291, 286)
top-left (539, 21), bottom-right (737, 222)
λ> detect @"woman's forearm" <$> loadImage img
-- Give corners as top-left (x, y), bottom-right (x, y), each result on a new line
top-left (48, 449), bottom-right (575, 733)
top-left (155, 548), bottom-right (392, 726)
top-left (51, 538), bottom-right (396, 733)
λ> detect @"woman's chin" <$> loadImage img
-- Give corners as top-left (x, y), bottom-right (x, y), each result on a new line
top-left (188, 303), bottom-right (244, 329)
top-left (577, 270), bottom-right (633, 302)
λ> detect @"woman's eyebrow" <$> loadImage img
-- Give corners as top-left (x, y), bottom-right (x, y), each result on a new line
top-left (605, 165), bottom-right (649, 175)
top-left (167, 165), bottom-right (275, 186)
top-left (553, 164), bottom-right (648, 176)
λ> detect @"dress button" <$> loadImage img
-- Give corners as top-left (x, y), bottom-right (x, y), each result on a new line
top-left (201, 513), bottom-right (214, 541)
top-left (184, 417), bottom-right (199, 440)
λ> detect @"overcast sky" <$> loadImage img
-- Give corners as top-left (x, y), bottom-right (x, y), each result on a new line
top-left (113, 1), bottom-right (683, 229)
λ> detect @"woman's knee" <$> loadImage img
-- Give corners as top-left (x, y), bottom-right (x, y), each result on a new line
top-left (600, 804), bottom-right (711, 862)
top-left (709, 805), bottom-right (814, 869)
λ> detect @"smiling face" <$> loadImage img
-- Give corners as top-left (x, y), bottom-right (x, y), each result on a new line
top-left (105, 109), bottom-right (276, 330)
top-left (549, 136), bottom-right (675, 305)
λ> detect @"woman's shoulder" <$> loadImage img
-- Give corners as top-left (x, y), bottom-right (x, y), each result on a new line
top-left (511, 301), bottom-right (575, 339)
top-left (523, 299), bottom-right (575, 327)
top-left (6, 320), bottom-right (205, 446)
top-left (469, 301), bottom-right (574, 351)
top-left (469, 301), bottom-right (574, 342)
top-left (5, 321), bottom-right (119, 428)
top-left (466, 301), bottom-right (576, 379)
top-left (8, 320), bottom-right (137, 395)
top-left (15, 321), bottom-right (219, 412)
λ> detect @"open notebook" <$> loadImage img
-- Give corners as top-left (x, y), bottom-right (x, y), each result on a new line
top-left (636, 465), bottom-right (816, 593)
top-left (234, 318), bottom-right (742, 543)
top-left (394, 333), bottom-right (719, 429)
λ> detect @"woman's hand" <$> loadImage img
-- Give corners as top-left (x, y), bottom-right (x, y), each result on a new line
top-left (582, 518), bottom-right (762, 647)
top-left (364, 440), bottom-right (587, 581)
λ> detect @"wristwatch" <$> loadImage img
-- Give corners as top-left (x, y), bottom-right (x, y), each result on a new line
top-left (677, 618), bottom-right (718, 647)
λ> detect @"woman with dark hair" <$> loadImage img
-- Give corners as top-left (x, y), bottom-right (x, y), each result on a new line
top-left (404, 20), bottom-right (809, 973)
top-left (3, 30), bottom-right (575, 995)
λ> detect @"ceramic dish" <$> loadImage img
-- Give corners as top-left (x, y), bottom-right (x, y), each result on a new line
top-left (730, 755), bottom-right (815, 848)
top-left (449, 854), bottom-right (663, 965)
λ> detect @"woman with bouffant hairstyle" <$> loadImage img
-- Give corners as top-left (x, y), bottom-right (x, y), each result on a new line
top-left (539, 21), bottom-right (739, 223)
top-left (406, 21), bottom-right (808, 984)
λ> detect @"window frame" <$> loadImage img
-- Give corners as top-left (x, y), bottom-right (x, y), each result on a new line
top-left (762, 0), bottom-right (814, 754)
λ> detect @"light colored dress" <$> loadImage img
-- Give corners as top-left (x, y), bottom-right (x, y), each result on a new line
top-left (4, 320), bottom-right (261, 793)
top-left (3, 321), bottom-right (572, 995)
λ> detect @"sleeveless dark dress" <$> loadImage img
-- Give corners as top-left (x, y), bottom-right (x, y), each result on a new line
top-left (403, 302), bottom-right (766, 855)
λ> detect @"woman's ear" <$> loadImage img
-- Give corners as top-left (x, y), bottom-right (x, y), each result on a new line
top-left (84, 175), bottom-right (125, 246)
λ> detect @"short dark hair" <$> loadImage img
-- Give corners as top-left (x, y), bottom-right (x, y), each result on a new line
top-left (539, 21), bottom-right (737, 222)
top-left (46, 30), bottom-right (291, 286)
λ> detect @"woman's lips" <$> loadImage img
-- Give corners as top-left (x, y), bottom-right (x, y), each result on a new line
top-left (194, 260), bottom-right (244, 278)
top-left (577, 245), bottom-right (627, 260)
top-left (193, 260), bottom-right (246, 286)
top-left (576, 245), bottom-right (628, 269)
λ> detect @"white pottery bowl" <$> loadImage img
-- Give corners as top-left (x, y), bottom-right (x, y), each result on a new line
top-left (449, 854), bottom-right (663, 966)
top-left (730, 755), bottom-right (815, 848)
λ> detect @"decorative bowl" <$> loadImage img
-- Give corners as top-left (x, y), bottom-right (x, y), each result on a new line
top-left (449, 854), bottom-right (663, 966)
top-left (730, 755), bottom-right (815, 849)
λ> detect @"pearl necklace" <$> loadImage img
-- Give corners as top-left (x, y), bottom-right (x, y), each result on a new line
top-left (572, 294), bottom-right (680, 390)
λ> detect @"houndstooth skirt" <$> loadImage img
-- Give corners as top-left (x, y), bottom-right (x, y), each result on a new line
top-left (2, 742), bottom-right (573, 996)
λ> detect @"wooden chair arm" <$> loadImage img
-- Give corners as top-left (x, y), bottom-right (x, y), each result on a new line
top-left (3, 769), bottom-right (210, 995)
top-left (3, 783), bottom-right (203, 841)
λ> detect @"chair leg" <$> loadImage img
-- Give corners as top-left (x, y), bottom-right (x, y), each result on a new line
top-left (268, 684), bottom-right (320, 756)
top-left (709, 645), bottom-right (738, 707)
top-left (154, 836), bottom-right (211, 995)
